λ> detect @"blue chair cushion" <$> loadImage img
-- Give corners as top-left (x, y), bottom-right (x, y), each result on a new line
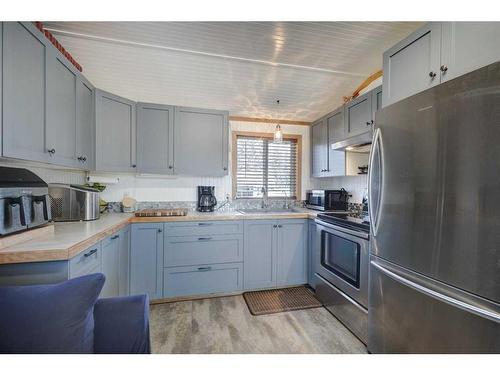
top-left (0, 273), bottom-right (105, 354)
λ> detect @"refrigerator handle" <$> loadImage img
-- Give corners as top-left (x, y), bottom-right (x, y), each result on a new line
top-left (371, 259), bottom-right (500, 323)
top-left (368, 128), bottom-right (383, 235)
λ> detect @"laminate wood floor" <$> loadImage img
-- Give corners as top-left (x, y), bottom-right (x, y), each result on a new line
top-left (150, 295), bottom-right (367, 354)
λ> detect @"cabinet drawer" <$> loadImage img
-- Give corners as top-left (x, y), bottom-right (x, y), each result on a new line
top-left (69, 242), bottom-right (102, 278)
top-left (163, 262), bottom-right (243, 298)
top-left (164, 234), bottom-right (243, 267)
top-left (164, 220), bottom-right (243, 237)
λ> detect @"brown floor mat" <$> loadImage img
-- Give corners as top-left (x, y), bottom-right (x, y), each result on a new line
top-left (243, 286), bottom-right (322, 316)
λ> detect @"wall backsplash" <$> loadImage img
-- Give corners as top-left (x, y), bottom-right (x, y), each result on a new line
top-left (310, 175), bottom-right (367, 203)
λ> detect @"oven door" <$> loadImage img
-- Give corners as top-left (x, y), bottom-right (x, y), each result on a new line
top-left (315, 220), bottom-right (369, 307)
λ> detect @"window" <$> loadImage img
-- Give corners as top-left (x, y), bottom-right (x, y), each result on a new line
top-left (233, 132), bottom-right (301, 199)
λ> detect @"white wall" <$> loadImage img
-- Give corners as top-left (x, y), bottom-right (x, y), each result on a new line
top-left (91, 121), bottom-right (312, 203)
top-left (0, 160), bottom-right (86, 185)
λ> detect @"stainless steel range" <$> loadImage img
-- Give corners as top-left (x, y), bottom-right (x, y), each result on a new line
top-left (314, 212), bottom-right (370, 344)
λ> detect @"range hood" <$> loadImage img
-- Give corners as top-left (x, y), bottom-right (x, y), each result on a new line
top-left (331, 130), bottom-right (373, 151)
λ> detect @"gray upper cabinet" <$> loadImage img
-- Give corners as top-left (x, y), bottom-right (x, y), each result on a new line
top-left (136, 102), bottom-right (174, 174)
top-left (173, 107), bottom-right (229, 176)
top-left (95, 89), bottom-right (137, 172)
top-left (345, 90), bottom-right (373, 137)
top-left (440, 22), bottom-right (500, 83)
top-left (2, 22), bottom-right (50, 163)
top-left (311, 118), bottom-right (328, 177)
top-left (382, 23), bottom-right (442, 107)
top-left (326, 107), bottom-right (346, 177)
top-left (371, 85), bottom-right (383, 118)
top-left (46, 52), bottom-right (78, 167)
top-left (382, 22), bottom-right (500, 107)
top-left (76, 78), bottom-right (95, 170)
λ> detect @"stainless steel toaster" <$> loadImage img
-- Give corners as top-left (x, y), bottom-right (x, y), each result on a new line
top-left (48, 184), bottom-right (100, 222)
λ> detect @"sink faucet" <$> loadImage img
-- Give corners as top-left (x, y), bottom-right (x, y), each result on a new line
top-left (260, 186), bottom-right (268, 209)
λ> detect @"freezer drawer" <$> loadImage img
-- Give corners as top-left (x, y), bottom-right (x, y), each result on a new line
top-left (368, 256), bottom-right (500, 353)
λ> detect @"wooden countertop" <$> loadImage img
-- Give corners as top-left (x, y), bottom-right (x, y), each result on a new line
top-left (0, 209), bottom-right (320, 265)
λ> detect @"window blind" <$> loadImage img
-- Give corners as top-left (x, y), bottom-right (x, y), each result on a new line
top-left (236, 135), bottom-right (297, 198)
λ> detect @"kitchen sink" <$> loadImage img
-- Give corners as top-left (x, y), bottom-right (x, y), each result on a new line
top-left (237, 208), bottom-right (298, 214)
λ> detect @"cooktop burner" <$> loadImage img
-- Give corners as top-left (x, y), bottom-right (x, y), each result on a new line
top-left (317, 212), bottom-right (370, 233)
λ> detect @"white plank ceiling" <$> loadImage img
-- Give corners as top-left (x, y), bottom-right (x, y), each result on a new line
top-left (44, 22), bottom-right (422, 121)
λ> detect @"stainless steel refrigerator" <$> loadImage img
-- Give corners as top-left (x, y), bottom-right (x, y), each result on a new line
top-left (368, 61), bottom-right (500, 353)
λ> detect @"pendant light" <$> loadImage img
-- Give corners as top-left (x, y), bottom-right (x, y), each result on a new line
top-left (273, 99), bottom-right (283, 143)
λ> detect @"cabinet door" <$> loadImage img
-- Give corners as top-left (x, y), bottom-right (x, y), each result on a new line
top-left (441, 22), bottom-right (500, 83)
top-left (46, 52), bottom-right (78, 167)
top-left (130, 224), bottom-right (164, 299)
top-left (311, 119), bottom-right (328, 177)
top-left (243, 220), bottom-right (276, 290)
top-left (326, 108), bottom-right (346, 177)
top-left (2, 22), bottom-right (50, 163)
top-left (95, 89), bottom-right (136, 172)
top-left (382, 23), bottom-right (441, 106)
top-left (371, 85), bottom-right (383, 115)
top-left (101, 234), bottom-right (120, 298)
top-left (173, 107), bottom-right (229, 176)
top-left (76, 78), bottom-right (94, 170)
top-left (118, 226), bottom-right (131, 296)
top-left (136, 102), bottom-right (174, 174)
top-left (345, 91), bottom-right (372, 137)
top-left (307, 220), bottom-right (317, 288)
top-left (276, 219), bottom-right (307, 286)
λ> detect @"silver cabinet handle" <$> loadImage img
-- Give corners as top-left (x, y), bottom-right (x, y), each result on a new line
top-left (157, 228), bottom-right (163, 233)
top-left (371, 260), bottom-right (500, 323)
top-left (440, 65), bottom-right (448, 72)
top-left (47, 148), bottom-right (56, 155)
top-left (198, 222), bottom-right (213, 226)
top-left (84, 248), bottom-right (98, 257)
top-left (198, 237), bottom-right (212, 241)
top-left (278, 224), bottom-right (282, 228)
top-left (197, 266), bottom-right (212, 271)
top-left (429, 71), bottom-right (437, 79)
top-left (111, 234), bottom-right (119, 240)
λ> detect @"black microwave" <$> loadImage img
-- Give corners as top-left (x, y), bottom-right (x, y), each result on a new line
top-left (305, 189), bottom-right (349, 211)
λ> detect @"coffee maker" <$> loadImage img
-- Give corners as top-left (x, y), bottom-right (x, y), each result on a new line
top-left (197, 186), bottom-right (217, 212)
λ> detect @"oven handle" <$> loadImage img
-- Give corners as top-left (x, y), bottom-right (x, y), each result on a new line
top-left (315, 219), bottom-right (369, 240)
top-left (368, 128), bottom-right (383, 236)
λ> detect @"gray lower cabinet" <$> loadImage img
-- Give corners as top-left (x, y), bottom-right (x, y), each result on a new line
top-left (345, 90), bottom-right (373, 137)
top-left (307, 219), bottom-right (317, 288)
top-left (101, 226), bottom-right (130, 298)
top-left (95, 89), bottom-right (137, 172)
top-left (101, 232), bottom-right (121, 297)
top-left (244, 219), bottom-right (307, 290)
top-left (69, 243), bottom-right (102, 279)
top-left (276, 219), bottom-right (308, 286)
top-left (136, 102), bottom-right (174, 174)
top-left (311, 118), bottom-right (329, 177)
top-left (243, 220), bottom-right (276, 289)
top-left (130, 223), bottom-right (163, 299)
top-left (173, 106), bottom-right (229, 176)
top-left (1, 22), bottom-right (51, 163)
top-left (118, 225), bottom-right (131, 296)
top-left (163, 263), bottom-right (243, 298)
top-left (163, 220), bottom-right (244, 298)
